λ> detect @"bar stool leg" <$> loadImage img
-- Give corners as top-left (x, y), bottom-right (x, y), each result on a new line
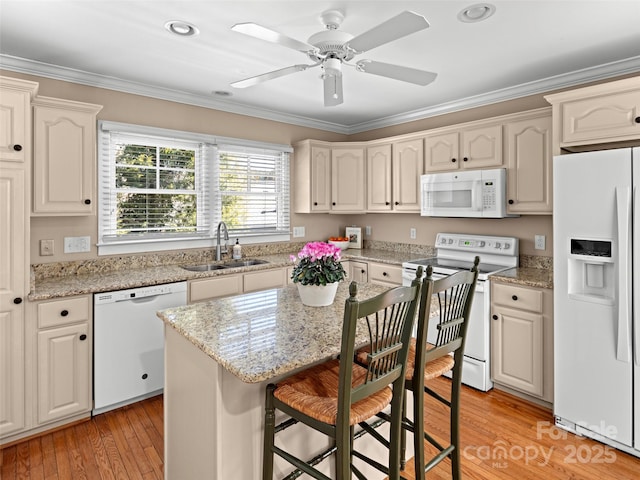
top-left (263, 384), bottom-right (276, 480)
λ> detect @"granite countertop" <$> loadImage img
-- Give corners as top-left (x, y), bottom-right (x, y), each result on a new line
top-left (157, 281), bottom-right (392, 383)
top-left (490, 267), bottom-right (553, 289)
top-left (28, 248), bottom-right (429, 301)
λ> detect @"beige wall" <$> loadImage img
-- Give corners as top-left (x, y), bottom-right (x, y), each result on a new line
top-left (5, 69), bottom-right (557, 263)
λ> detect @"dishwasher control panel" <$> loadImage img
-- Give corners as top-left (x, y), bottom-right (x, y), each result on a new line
top-left (94, 282), bottom-right (187, 304)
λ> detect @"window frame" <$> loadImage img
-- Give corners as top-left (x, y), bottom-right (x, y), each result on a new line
top-left (97, 121), bottom-right (292, 256)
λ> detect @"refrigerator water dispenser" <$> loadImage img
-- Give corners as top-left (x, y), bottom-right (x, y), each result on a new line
top-left (567, 238), bottom-right (615, 305)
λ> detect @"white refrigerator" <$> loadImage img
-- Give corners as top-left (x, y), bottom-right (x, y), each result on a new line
top-left (553, 147), bottom-right (639, 458)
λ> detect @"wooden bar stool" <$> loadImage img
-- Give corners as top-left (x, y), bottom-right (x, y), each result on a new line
top-left (358, 258), bottom-right (479, 479)
top-left (262, 273), bottom-right (422, 480)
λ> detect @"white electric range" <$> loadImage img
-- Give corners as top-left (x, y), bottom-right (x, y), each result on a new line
top-left (402, 233), bottom-right (519, 391)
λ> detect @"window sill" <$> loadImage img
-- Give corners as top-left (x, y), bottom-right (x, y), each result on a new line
top-left (97, 233), bottom-right (291, 256)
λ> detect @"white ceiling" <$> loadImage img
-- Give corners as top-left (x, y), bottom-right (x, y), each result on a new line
top-left (1, 1), bottom-right (640, 133)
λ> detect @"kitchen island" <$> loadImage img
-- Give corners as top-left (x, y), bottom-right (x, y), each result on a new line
top-left (157, 281), bottom-right (412, 480)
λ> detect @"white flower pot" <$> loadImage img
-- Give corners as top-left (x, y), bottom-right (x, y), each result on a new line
top-left (296, 282), bottom-right (339, 307)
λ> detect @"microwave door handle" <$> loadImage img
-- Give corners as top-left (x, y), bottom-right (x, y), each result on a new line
top-left (471, 180), bottom-right (483, 211)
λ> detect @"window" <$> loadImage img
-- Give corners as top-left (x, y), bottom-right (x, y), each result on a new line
top-left (98, 121), bottom-right (291, 255)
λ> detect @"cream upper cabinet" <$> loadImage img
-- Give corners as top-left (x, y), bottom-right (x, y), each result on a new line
top-left (424, 131), bottom-right (459, 171)
top-left (425, 123), bottom-right (502, 172)
top-left (392, 138), bottom-right (423, 212)
top-left (366, 143), bottom-right (392, 212)
top-left (331, 147), bottom-right (365, 212)
top-left (505, 110), bottom-right (553, 214)
top-left (293, 140), bottom-right (332, 213)
top-left (545, 76), bottom-right (640, 151)
top-left (0, 77), bottom-right (38, 163)
top-left (32, 96), bottom-right (103, 215)
top-left (491, 281), bottom-right (553, 402)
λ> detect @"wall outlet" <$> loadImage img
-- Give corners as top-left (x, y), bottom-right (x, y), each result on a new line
top-left (365, 225), bottom-right (371, 236)
top-left (40, 239), bottom-right (54, 256)
top-left (64, 236), bottom-right (91, 253)
top-left (410, 228), bottom-right (417, 240)
top-left (292, 226), bottom-right (305, 238)
top-left (534, 235), bottom-right (546, 250)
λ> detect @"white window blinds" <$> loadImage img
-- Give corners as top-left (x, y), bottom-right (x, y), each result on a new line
top-left (217, 144), bottom-right (290, 237)
top-left (98, 121), bottom-right (291, 252)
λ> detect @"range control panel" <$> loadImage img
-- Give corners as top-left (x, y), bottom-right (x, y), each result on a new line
top-left (436, 233), bottom-right (518, 256)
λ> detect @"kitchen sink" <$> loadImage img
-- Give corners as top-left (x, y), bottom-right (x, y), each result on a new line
top-left (181, 259), bottom-right (269, 272)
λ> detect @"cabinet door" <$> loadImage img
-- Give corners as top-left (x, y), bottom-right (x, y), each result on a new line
top-left (461, 124), bottom-right (503, 168)
top-left (331, 148), bottom-right (365, 212)
top-left (243, 269), bottom-right (285, 293)
top-left (310, 146), bottom-right (331, 212)
top-left (424, 132), bottom-right (459, 171)
top-left (392, 138), bottom-right (423, 211)
top-left (0, 87), bottom-right (31, 163)
top-left (0, 307), bottom-right (25, 437)
top-left (349, 261), bottom-right (368, 283)
top-left (505, 115), bottom-right (552, 214)
top-left (366, 144), bottom-right (392, 212)
top-left (491, 307), bottom-right (544, 396)
top-left (37, 322), bottom-right (91, 423)
top-left (559, 90), bottom-right (640, 145)
top-left (368, 263), bottom-right (402, 286)
top-left (32, 98), bottom-right (102, 215)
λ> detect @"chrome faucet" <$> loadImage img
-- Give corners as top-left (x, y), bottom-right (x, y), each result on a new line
top-left (216, 221), bottom-right (229, 261)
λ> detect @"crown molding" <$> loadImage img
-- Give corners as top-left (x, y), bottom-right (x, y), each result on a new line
top-left (2, 54), bottom-right (640, 135)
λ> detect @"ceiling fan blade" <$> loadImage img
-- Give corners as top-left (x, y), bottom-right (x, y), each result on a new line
top-left (231, 64), bottom-right (312, 88)
top-left (356, 60), bottom-right (437, 86)
top-left (347, 11), bottom-right (430, 53)
top-left (323, 74), bottom-right (343, 107)
top-left (231, 22), bottom-right (315, 53)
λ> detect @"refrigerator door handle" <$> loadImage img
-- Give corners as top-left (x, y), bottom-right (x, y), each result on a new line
top-left (635, 185), bottom-right (639, 367)
top-left (616, 186), bottom-right (632, 363)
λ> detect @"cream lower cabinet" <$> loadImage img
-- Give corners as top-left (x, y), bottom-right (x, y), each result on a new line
top-left (368, 262), bottom-right (402, 287)
top-left (491, 281), bottom-right (553, 403)
top-left (36, 296), bottom-right (92, 424)
top-left (189, 268), bottom-right (287, 303)
top-left (348, 261), bottom-right (369, 283)
top-left (32, 96), bottom-right (103, 215)
top-left (505, 109), bottom-right (553, 214)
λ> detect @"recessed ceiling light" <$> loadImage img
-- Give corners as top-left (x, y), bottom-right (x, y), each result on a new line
top-left (457, 3), bottom-right (496, 23)
top-left (164, 20), bottom-right (199, 36)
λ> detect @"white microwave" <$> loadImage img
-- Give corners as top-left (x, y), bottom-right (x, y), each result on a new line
top-left (420, 168), bottom-right (517, 218)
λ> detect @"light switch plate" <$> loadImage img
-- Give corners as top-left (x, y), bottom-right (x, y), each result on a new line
top-left (534, 235), bottom-right (546, 250)
top-left (40, 239), bottom-right (54, 256)
top-left (410, 228), bottom-right (417, 240)
top-left (64, 236), bottom-right (91, 253)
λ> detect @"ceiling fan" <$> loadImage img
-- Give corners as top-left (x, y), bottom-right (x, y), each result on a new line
top-left (230, 10), bottom-right (437, 107)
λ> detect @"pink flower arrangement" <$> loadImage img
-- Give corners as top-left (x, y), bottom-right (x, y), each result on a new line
top-left (290, 241), bottom-right (347, 286)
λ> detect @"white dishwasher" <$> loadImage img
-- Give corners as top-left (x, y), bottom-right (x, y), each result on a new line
top-left (93, 281), bottom-right (187, 415)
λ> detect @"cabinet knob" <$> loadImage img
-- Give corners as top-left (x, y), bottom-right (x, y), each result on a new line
top-left (142, 373), bottom-right (148, 380)
top-left (13, 297), bottom-right (22, 305)
top-left (332, 202), bottom-right (336, 206)
top-left (451, 158), bottom-right (457, 163)
top-left (635, 116), bottom-right (640, 123)
top-left (511, 295), bottom-right (518, 301)
top-left (492, 314), bottom-right (498, 320)
top-left (84, 199), bottom-right (91, 205)
top-left (313, 202), bottom-right (318, 206)
top-left (13, 144), bottom-right (22, 152)
top-left (508, 199), bottom-right (514, 205)
top-left (394, 201), bottom-right (399, 205)
top-left (463, 157), bottom-right (469, 162)
top-left (79, 334), bottom-right (87, 341)
top-left (385, 201), bottom-right (390, 205)
top-left (383, 272), bottom-right (388, 277)
top-left (60, 309), bottom-right (69, 317)
top-left (360, 269), bottom-right (366, 274)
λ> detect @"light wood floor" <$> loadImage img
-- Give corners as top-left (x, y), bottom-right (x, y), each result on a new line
top-left (1, 377), bottom-right (639, 479)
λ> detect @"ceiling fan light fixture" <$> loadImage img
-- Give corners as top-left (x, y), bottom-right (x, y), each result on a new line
top-left (165, 20), bottom-right (199, 36)
top-left (322, 57), bottom-right (342, 77)
top-left (457, 3), bottom-right (496, 23)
